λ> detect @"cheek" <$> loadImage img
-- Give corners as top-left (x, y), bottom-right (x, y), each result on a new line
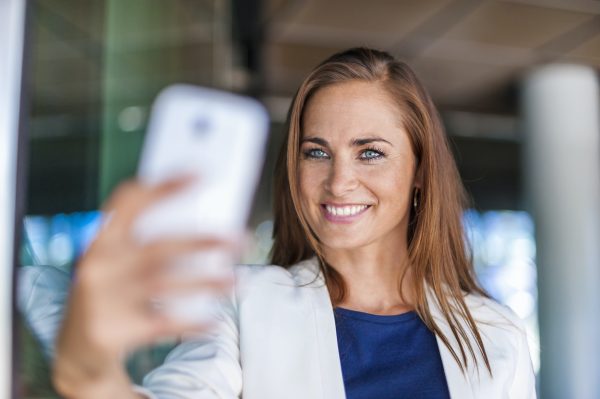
top-left (362, 164), bottom-right (413, 203)
top-left (298, 163), bottom-right (327, 203)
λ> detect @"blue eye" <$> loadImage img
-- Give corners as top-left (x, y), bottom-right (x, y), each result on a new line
top-left (360, 148), bottom-right (384, 160)
top-left (304, 148), bottom-right (329, 159)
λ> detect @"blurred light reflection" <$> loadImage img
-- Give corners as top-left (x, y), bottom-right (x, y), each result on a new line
top-left (463, 209), bottom-right (539, 373)
top-left (21, 211), bottom-right (102, 272)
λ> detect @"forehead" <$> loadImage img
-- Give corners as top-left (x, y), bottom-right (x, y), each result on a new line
top-left (302, 81), bottom-right (404, 139)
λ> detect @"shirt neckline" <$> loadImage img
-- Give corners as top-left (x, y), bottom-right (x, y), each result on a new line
top-left (334, 306), bottom-right (418, 324)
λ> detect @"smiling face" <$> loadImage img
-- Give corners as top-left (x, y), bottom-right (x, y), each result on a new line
top-left (298, 80), bottom-right (419, 253)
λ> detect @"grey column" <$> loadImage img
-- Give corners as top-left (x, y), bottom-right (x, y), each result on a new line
top-left (522, 64), bottom-right (600, 399)
top-left (0, 0), bottom-right (27, 396)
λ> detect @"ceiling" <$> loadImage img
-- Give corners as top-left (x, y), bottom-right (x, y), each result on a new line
top-left (262, 0), bottom-right (600, 114)
top-left (30, 0), bottom-right (600, 116)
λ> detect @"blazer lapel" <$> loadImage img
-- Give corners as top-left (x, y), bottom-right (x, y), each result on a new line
top-left (427, 288), bottom-right (476, 399)
top-left (297, 258), bottom-right (347, 399)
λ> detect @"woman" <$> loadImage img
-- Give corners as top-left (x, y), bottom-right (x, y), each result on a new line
top-left (52, 48), bottom-right (536, 398)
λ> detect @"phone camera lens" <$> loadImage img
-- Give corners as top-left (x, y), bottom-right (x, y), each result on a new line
top-left (193, 117), bottom-right (210, 136)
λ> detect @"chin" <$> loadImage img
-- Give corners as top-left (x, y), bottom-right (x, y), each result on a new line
top-left (318, 235), bottom-right (368, 251)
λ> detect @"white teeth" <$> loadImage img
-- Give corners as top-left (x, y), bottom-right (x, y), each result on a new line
top-left (325, 205), bottom-right (368, 217)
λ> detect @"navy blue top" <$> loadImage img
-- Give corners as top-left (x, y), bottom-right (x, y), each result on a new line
top-left (334, 307), bottom-right (451, 399)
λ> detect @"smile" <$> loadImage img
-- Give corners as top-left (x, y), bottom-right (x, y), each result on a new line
top-left (321, 203), bottom-right (371, 223)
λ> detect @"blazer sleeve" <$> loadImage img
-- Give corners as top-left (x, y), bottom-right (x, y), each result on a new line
top-left (135, 289), bottom-right (242, 399)
top-left (509, 318), bottom-right (537, 399)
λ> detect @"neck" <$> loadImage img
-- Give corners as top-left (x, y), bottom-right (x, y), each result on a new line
top-left (323, 239), bottom-right (415, 315)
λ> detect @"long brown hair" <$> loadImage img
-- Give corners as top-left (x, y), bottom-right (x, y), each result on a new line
top-left (270, 47), bottom-right (491, 374)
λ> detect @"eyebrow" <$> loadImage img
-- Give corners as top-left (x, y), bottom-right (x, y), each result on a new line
top-left (301, 136), bottom-right (393, 147)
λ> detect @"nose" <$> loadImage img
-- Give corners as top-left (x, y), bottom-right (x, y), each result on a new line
top-left (325, 157), bottom-right (358, 197)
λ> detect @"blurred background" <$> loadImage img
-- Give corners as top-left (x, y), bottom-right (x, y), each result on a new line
top-left (12, 0), bottom-right (600, 398)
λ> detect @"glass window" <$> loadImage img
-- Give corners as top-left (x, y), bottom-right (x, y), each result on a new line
top-left (18, 0), bottom-right (235, 394)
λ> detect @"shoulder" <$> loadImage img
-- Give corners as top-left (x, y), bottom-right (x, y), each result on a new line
top-left (464, 293), bottom-right (527, 334)
top-left (428, 288), bottom-right (529, 356)
top-left (233, 257), bottom-right (322, 288)
top-left (462, 293), bottom-right (531, 367)
top-left (226, 259), bottom-right (323, 329)
top-left (428, 285), bottom-right (527, 338)
top-left (463, 293), bottom-right (536, 396)
top-left (230, 257), bottom-right (323, 304)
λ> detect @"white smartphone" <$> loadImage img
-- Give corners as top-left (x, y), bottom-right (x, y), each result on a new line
top-left (134, 84), bottom-right (269, 322)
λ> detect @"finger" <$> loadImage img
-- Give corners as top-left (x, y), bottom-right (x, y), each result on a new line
top-left (144, 272), bottom-right (235, 299)
top-left (101, 176), bottom-right (197, 239)
top-left (136, 237), bottom-right (239, 273)
top-left (236, 229), bottom-right (255, 259)
top-left (142, 313), bottom-right (219, 343)
top-left (144, 237), bottom-right (237, 258)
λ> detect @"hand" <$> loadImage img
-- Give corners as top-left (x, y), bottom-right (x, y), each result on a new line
top-left (52, 177), bottom-right (238, 398)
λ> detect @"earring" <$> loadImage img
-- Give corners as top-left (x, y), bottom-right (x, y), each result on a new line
top-left (413, 188), bottom-right (420, 209)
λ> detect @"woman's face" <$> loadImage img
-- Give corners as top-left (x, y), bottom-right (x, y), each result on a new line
top-left (298, 81), bottom-right (419, 252)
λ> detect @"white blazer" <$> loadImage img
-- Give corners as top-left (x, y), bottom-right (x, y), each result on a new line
top-left (137, 258), bottom-right (537, 399)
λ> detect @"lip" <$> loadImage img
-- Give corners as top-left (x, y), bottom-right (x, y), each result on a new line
top-left (320, 203), bottom-right (371, 224)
